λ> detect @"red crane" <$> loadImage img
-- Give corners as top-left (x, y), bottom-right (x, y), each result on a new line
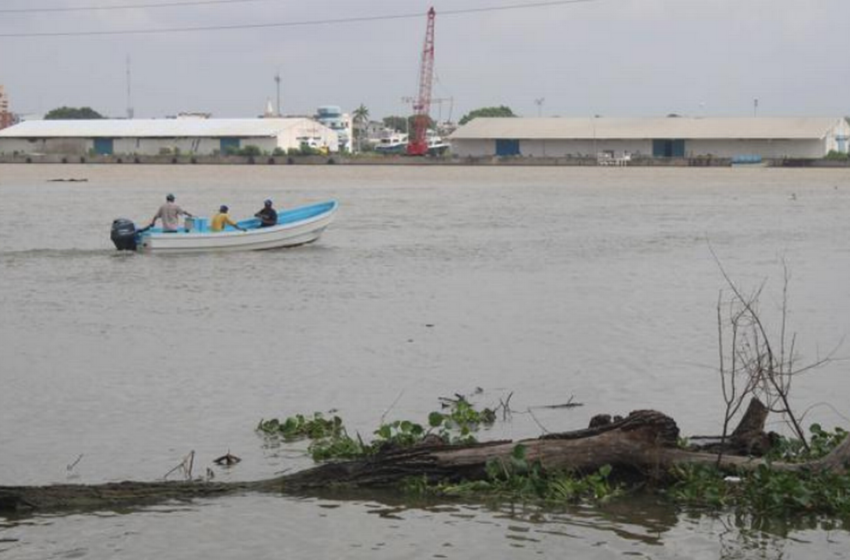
top-left (406, 7), bottom-right (436, 156)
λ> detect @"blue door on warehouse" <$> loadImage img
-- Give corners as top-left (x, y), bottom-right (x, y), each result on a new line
top-left (652, 139), bottom-right (685, 158)
top-left (220, 137), bottom-right (240, 153)
top-left (94, 138), bottom-right (114, 155)
top-left (495, 139), bottom-right (520, 156)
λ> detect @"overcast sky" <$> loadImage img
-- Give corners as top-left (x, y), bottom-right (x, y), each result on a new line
top-left (0, 0), bottom-right (847, 121)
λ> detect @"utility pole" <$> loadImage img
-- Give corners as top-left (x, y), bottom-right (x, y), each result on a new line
top-left (126, 55), bottom-right (134, 119)
top-left (534, 97), bottom-right (545, 117)
top-left (753, 98), bottom-right (758, 117)
top-left (592, 115), bottom-right (598, 160)
top-left (274, 71), bottom-right (281, 117)
top-left (432, 97), bottom-right (453, 125)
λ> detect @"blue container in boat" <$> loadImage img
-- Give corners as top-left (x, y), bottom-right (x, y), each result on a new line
top-left (184, 216), bottom-right (208, 232)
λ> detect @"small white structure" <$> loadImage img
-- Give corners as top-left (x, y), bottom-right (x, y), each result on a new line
top-left (0, 118), bottom-right (339, 156)
top-left (449, 117), bottom-right (850, 159)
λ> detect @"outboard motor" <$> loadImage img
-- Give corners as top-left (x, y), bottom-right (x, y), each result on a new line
top-left (111, 218), bottom-right (138, 251)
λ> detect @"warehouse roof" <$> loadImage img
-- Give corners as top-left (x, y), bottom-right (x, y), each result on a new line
top-left (0, 118), bottom-right (324, 138)
top-left (449, 117), bottom-right (847, 140)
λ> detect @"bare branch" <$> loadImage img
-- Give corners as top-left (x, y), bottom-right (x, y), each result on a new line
top-left (708, 247), bottom-right (839, 452)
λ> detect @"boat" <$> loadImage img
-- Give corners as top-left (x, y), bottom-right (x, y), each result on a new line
top-left (374, 132), bottom-right (408, 154)
top-left (731, 154), bottom-right (767, 167)
top-left (374, 132), bottom-right (450, 156)
top-left (427, 134), bottom-right (450, 156)
top-left (111, 200), bottom-right (337, 253)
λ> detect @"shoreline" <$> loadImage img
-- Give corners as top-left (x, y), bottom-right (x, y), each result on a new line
top-left (1, 154), bottom-right (849, 168)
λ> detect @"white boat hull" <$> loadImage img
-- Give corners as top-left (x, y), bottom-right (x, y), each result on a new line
top-left (138, 201), bottom-right (337, 254)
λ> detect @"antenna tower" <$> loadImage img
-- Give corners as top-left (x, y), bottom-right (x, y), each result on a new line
top-left (407, 7), bottom-right (435, 156)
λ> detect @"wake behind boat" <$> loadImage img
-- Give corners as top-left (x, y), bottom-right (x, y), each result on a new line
top-left (111, 200), bottom-right (337, 253)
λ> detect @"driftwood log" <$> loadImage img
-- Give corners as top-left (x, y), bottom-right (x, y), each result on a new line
top-left (687, 398), bottom-right (776, 456)
top-left (3, 403), bottom-right (849, 514)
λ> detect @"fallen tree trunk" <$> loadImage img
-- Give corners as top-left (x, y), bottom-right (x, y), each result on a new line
top-left (688, 398), bottom-right (775, 456)
top-left (3, 408), bottom-right (848, 514)
top-left (0, 480), bottom-right (258, 513)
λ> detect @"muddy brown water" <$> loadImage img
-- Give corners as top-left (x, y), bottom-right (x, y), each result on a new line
top-left (1, 164), bottom-right (849, 558)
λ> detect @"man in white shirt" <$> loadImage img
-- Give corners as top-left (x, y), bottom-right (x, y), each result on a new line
top-left (150, 194), bottom-right (192, 232)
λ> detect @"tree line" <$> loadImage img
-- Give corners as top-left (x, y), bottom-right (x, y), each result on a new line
top-left (41, 105), bottom-right (517, 127)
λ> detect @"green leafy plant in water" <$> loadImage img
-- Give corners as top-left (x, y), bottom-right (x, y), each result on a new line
top-left (548, 464), bottom-right (618, 503)
top-left (670, 424), bottom-right (850, 515)
top-left (485, 444), bottom-right (551, 498)
top-left (809, 424), bottom-right (849, 458)
top-left (368, 397), bottom-right (497, 451)
top-left (309, 432), bottom-right (370, 462)
top-left (436, 444), bottom-right (619, 504)
top-left (737, 466), bottom-right (850, 516)
top-left (257, 413), bottom-right (371, 462)
top-left (258, 397), bottom-right (498, 463)
top-left (374, 420), bottom-right (426, 448)
top-left (257, 412), bottom-right (345, 441)
top-left (428, 397), bottom-right (497, 444)
top-left (669, 463), bottom-right (730, 507)
top-left (400, 474), bottom-right (433, 496)
top-left (766, 424), bottom-right (848, 463)
top-left (257, 401), bottom-right (621, 506)
top-left (670, 465), bottom-right (850, 517)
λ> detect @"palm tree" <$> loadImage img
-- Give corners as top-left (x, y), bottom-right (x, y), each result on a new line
top-left (352, 103), bottom-right (369, 153)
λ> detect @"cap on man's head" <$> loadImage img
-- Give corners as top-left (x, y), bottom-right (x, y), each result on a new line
top-left (264, 199), bottom-right (273, 206)
top-left (166, 194), bottom-right (175, 201)
top-left (220, 205), bottom-right (229, 213)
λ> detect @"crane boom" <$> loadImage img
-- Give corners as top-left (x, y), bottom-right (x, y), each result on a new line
top-left (407, 7), bottom-right (436, 156)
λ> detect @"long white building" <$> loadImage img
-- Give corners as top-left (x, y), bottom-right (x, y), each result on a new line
top-left (449, 117), bottom-right (850, 159)
top-left (0, 118), bottom-right (339, 156)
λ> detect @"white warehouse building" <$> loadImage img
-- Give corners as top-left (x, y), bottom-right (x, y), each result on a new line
top-left (448, 117), bottom-right (850, 159)
top-left (0, 118), bottom-right (339, 156)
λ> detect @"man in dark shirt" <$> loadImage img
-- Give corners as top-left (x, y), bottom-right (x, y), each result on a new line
top-left (254, 199), bottom-right (278, 227)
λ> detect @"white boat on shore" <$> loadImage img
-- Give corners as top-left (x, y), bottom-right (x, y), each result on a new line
top-left (374, 132), bottom-right (409, 154)
top-left (427, 135), bottom-right (450, 155)
top-left (111, 201), bottom-right (337, 254)
top-left (373, 131), bottom-right (450, 156)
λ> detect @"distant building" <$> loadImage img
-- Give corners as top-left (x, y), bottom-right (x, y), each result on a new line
top-left (315, 106), bottom-right (352, 152)
top-left (449, 117), bottom-right (850, 159)
top-left (364, 120), bottom-right (388, 136)
top-left (0, 85), bottom-right (13, 130)
top-left (174, 112), bottom-right (212, 120)
top-left (0, 118), bottom-right (339, 156)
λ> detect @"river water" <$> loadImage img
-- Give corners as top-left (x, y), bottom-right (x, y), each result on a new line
top-left (1, 164), bottom-right (849, 559)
